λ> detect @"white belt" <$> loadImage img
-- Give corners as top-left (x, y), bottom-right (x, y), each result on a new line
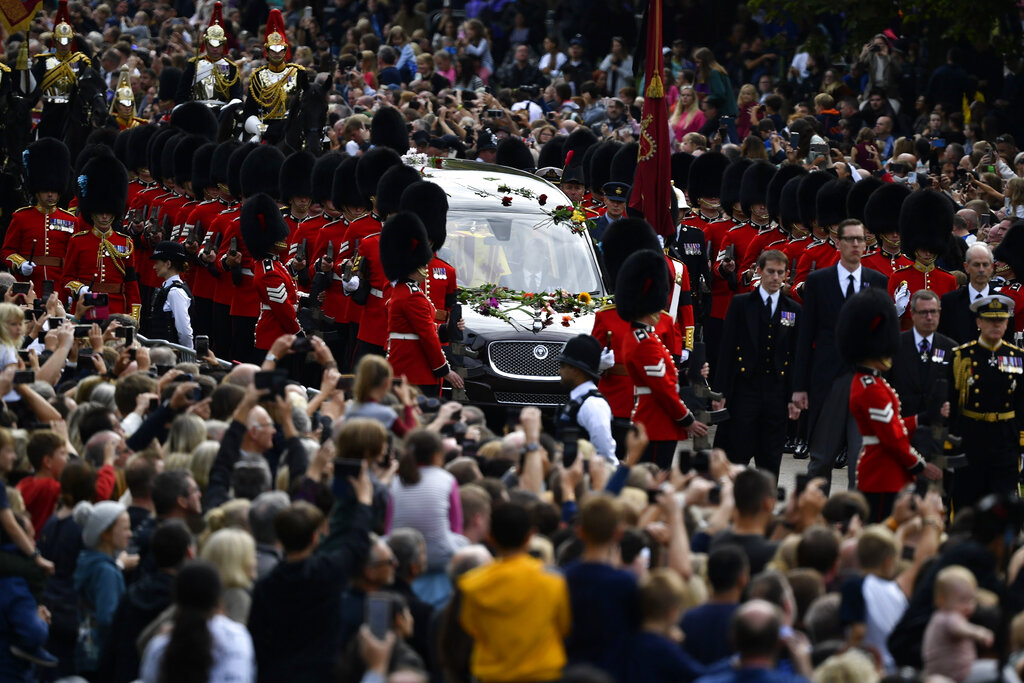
top-left (239, 268), bottom-right (254, 276)
top-left (370, 287), bottom-right (383, 298)
top-left (861, 435), bottom-right (880, 445)
top-left (635, 387), bottom-right (652, 395)
top-left (260, 304), bottom-right (271, 311)
top-left (389, 333), bottom-right (419, 340)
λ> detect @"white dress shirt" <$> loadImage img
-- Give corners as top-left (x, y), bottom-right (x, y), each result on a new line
top-left (838, 264), bottom-right (863, 297)
top-left (912, 328), bottom-right (934, 354)
top-left (968, 284), bottom-right (990, 301)
top-left (758, 286), bottom-right (779, 316)
top-left (569, 380), bottom-right (617, 463)
top-left (161, 275), bottom-right (194, 350)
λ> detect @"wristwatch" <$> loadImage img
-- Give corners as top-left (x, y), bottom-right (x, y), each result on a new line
top-left (264, 353), bottom-right (277, 364)
top-left (524, 442), bottom-right (540, 453)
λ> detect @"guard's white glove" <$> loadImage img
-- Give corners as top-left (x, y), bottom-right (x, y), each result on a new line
top-left (894, 282), bottom-right (911, 317)
top-left (243, 115), bottom-right (262, 136)
top-left (20, 261), bottom-right (35, 276)
top-left (78, 285), bottom-right (90, 296)
top-left (679, 349), bottom-right (690, 364)
top-left (343, 275), bottom-right (360, 293)
top-left (599, 347), bottom-right (615, 372)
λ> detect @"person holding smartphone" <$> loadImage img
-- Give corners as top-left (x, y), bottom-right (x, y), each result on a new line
top-left (147, 241), bottom-right (194, 349)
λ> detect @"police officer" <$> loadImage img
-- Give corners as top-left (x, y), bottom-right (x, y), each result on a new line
top-left (243, 9), bottom-right (308, 144)
top-left (175, 1), bottom-right (242, 104)
top-left (556, 334), bottom-right (616, 463)
top-left (147, 241), bottom-right (194, 349)
top-left (950, 294), bottom-right (1024, 510)
top-left (590, 181), bottom-right (628, 243)
top-left (2, 139), bottom-right (76, 294)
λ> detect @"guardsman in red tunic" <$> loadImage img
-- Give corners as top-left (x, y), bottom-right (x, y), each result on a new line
top-left (775, 175), bottom-right (812, 284)
top-left (791, 173), bottom-right (837, 297)
top-left (400, 181), bottom-right (458, 334)
top-left (179, 142), bottom-right (222, 339)
top-left (289, 153), bottom-right (342, 298)
top-left (993, 224), bottom-right (1024, 334)
top-left (2, 138), bottom-right (76, 294)
top-left (841, 287), bottom-right (942, 521)
top-left (559, 129), bottom-right (598, 214)
top-left (888, 190), bottom-right (958, 330)
top-left (794, 178), bottom-right (851, 299)
top-left (381, 212), bottom-right (465, 396)
top-left (861, 183), bottom-right (914, 278)
top-left (63, 155), bottom-right (141, 321)
top-left (279, 151), bottom-right (317, 295)
top-left (730, 162), bottom-right (777, 275)
top-left (353, 164), bottom-right (422, 361)
top-left (125, 126), bottom-right (160, 210)
top-left (241, 193), bottom-right (300, 363)
top-left (616, 249), bottom-right (708, 470)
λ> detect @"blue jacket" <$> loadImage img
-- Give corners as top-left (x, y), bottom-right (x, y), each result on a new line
top-left (73, 549), bottom-right (125, 672)
top-left (0, 576), bottom-right (48, 682)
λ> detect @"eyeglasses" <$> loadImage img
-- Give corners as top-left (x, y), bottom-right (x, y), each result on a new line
top-left (253, 422), bottom-right (275, 429)
top-left (839, 236), bottom-right (866, 243)
top-left (370, 556), bottom-right (398, 567)
top-left (913, 309), bottom-right (940, 316)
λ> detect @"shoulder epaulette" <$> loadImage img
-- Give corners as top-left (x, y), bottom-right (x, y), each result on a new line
top-left (633, 328), bottom-right (648, 341)
top-left (71, 229), bottom-right (90, 238)
top-left (954, 340), bottom-right (977, 352)
top-left (0, 63), bottom-right (9, 74)
top-left (859, 374), bottom-right (875, 386)
top-left (1008, 282), bottom-right (1023, 292)
top-left (597, 302), bottom-right (616, 313)
top-left (188, 55), bottom-right (199, 64)
top-left (12, 206), bottom-right (32, 214)
top-left (1003, 341), bottom-right (1023, 353)
top-left (893, 265), bottom-right (912, 273)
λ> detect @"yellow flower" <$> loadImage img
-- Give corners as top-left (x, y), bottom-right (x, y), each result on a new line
top-left (577, 292), bottom-right (592, 304)
top-left (571, 210), bottom-right (585, 223)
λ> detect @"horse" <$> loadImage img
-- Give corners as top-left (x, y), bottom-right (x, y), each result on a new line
top-left (281, 72), bottom-right (332, 155)
top-left (0, 92), bottom-right (33, 235)
top-left (62, 67), bottom-right (110, 163)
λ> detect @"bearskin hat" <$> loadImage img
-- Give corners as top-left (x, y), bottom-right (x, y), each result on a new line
top-left (495, 137), bottom-right (534, 171)
top-left (227, 143), bottom-right (258, 200)
top-left (899, 189), bottom-right (955, 259)
top-left (536, 136), bottom-right (566, 171)
top-left (837, 287), bottom-right (900, 365)
top-left (766, 164), bottom-right (806, 224)
top-left (600, 218), bottom-right (661, 294)
top-left (147, 128), bottom-right (177, 183)
top-left (721, 158), bottom-right (752, 217)
top-left (779, 176), bottom-right (804, 232)
top-left (376, 165), bottom-right (423, 219)
top-left (211, 139), bottom-right (242, 190)
top-left (797, 172), bottom-right (832, 228)
top-left (615, 249), bottom-right (670, 322)
top-left (993, 222), bottom-right (1024, 276)
top-left (312, 152), bottom-right (346, 206)
top-left (561, 128), bottom-right (598, 185)
top-left (400, 181), bottom-right (449, 251)
top-left (671, 152), bottom-right (694, 193)
top-left (157, 67), bottom-right (181, 102)
top-left (24, 138), bottom-right (70, 195)
top-left (610, 142), bottom-right (638, 186)
top-left (77, 155), bottom-right (128, 220)
top-left (279, 151), bottom-right (315, 203)
top-left (369, 107), bottom-right (410, 156)
top-left (379, 212), bottom-right (434, 282)
top-left (113, 129), bottom-right (132, 169)
top-left (863, 182), bottom-right (910, 238)
top-left (688, 152), bottom-right (728, 205)
top-left (159, 135), bottom-right (181, 186)
top-left (816, 179), bottom-right (853, 229)
top-left (169, 102), bottom-right (219, 140)
top-left (192, 143), bottom-right (218, 197)
top-left (332, 156), bottom-right (363, 210)
top-left (74, 143), bottom-right (114, 178)
top-left (85, 127), bottom-right (116, 150)
top-left (240, 193), bottom-right (289, 260)
top-left (581, 143), bottom-right (599, 188)
top-left (356, 147), bottom-right (401, 208)
top-left (240, 145), bottom-right (285, 199)
top-left (588, 141), bottom-right (620, 195)
top-left (126, 125), bottom-right (159, 172)
top-left (845, 176), bottom-right (883, 223)
top-left (739, 161), bottom-right (776, 218)
top-left (173, 134), bottom-right (206, 187)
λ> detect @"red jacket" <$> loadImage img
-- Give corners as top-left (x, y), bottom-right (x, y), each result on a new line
top-left (425, 256), bottom-right (458, 325)
top-left (793, 238), bottom-right (839, 289)
top-left (592, 308), bottom-right (679, 418)
top-left (1, 205), bottom-right (77, 293)
top-left (387, 280), bottom-right (450, 385)
top-left (740, 225), bottom-right (787, 272)
top-left (182, 199), bottom-right (228, 299)
top-left (622, 324), bottom-right (694, 441)
top-left (62, 226), bottom-right (141, 318)
top-left (710, 221), bottom-right (758, 319)
top-left (254, 258), bottom-right (300, 351)
top-left (354, 233), bottom-right (392, 347)
top-left (206, 204), bottom-right (241, 306)
top-left (665, 256), bottom-right (695, 351)
top-left (285, 213), bottom-right (327, 294)
top-left (850, 369), bottom-right (925, 493)
top-left (340, 214), bottom-right (382, 326)
top-left (17, 465), bottom-right (116, 538)
top-left (888, 263), bottom-right (958, 329)
top-left (861, 249), bottom-right (913, 278)
top-left (216, 215), bottom-right (262, 318)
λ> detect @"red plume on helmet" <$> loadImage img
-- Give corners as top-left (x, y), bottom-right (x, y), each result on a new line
top-left (210, 2), bottom-right (224, 30)
top-left (54, 0), bottom-right (70, 26)
top-left (263, 9), bottom-right (290, 61)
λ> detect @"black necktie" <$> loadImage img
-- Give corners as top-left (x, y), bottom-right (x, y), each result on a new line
top-left (765, 295), bottom-right (772, 317)
top-left (976, 292), bottom-right (983, 300)
top-left (919, 338), bottom-right (930, 355)
top-left (846, 274), bottom-right (855, 299)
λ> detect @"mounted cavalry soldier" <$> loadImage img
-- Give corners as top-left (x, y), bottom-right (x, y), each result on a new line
top-left (242, 9), bottom-right (309, 144)
top-left (176, 2), bottom-right (242, 105)
top-left (29, 0), bottom-right (94, 139)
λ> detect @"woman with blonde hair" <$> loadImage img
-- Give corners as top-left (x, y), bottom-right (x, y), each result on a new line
top-left (190, 441), bottom-right (220, 493)
top-left (670, 85), bottom-right (705, 143)
top-left (166, 414), bottom-right (207, 456)
top-left (200, 527), bottom-right (256, 624)
top-left (461, 18), bottom-right (493, 80)
top-left (345, 354), bottom-right (418, 436)
top-left (693, 47), bottom-right (737, 141)
top-left (735, 83), bottom-right (761, 139)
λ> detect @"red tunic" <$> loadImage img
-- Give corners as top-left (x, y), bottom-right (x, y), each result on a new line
top-left (253, 258), bottom-right (300, 350)
top-left (386, 281), bottom-right (450, 385)
top-left (861, 249), bottom-right (914, 278)
top-left (780, 235), bottom-right (810, 272)
top-left (135, 189), bottom-right (174, 290)
top-left (182, 200), bottom-right (228, 299)
top-left (216, 215), bottom-right (261, 318)
top-left (311, 217), bottom-right (351, 323)
top-left (738, 224), bottom-right (784, 273)
top-left (339, 214), bottom-right (382, 326)
top-left (710, 221), bottom-right (756, 319)
top-left (285, 212), bottom-right (326, 294)
top-left (622, 324), bottom-right (694, 441)
top-left (850, 370), bottom-right (924, 493)
top-left (887, 263), bottom-right (958, 330)
top-left (62, 226), bottom-right (141, 318)
top-left (354, 233), bottom-right (392, 347)
top-left (793, 238), bottom-right (839, 289)
top-left (207, 205), bottom-right (241, 306)
top-left (425, 256), bottom-right (458, 325)
top-left (1000, 282), bottom-right (1024, 333)
top-left (1, 206), bottom-right (77, 293)
top-left (665, 256), bottom-right (695, 352)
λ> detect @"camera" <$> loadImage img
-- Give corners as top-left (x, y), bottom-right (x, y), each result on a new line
top-left (869, 44), bottom-right (881, 53)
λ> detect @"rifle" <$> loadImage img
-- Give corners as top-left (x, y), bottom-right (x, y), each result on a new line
top-left (294, 239), bottom-right (310, 288)
top-left (186, 218), bottom-right (201, 247)
top-left (679, 341), bottom-right (728, 449)
top-left (309, 240), bottom-right (333, 303)
top-left (160, 214), bottom-right (173, 241)
top-left (27, 239), bottom-right (36, 270)
top-left (205, 233), bottom-right (222, 277)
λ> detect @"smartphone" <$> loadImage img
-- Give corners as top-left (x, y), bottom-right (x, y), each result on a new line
top-left (708, 485), bottom-right (722, 505)
top-left (336, 374), bottom-right (355, 392)
top-left (291, 336), bottom-right (314, 354)
top-left (690, 449), bottom-right (710, 474)
top-left (646, 489), bottom-right (662, 505)
top-left (931, 138), bottom-right (946, 148)
top-left (981, 213), bottom-right (992, 229)
top-left (562, 427), bottom-right (580, 468)
top-left (179, 373), bottom-right (194, 382)
top-left (17, 350), bottom-right (30, 362)
top-left (303, 5), bottom-right (312, 19)
top-left (78, 347), bottom-right (92, 358)
top-left (148, 397), bottom-right (159, 412)
top-left (789, 131), bottom-right (801, 148)
top-left (13, 370), bottom-right (34, 385)
top-left (74, 325), bottom-right (91, 338)
top-left (192, 386), bottom-right (202, 402)
top-left (129, 348), bottom-right (137, 361)
top-left (254, 370), bottom-right (287, 396)
top-left (795, 473), bottom-right (810, 498)
top-left (42, 280), bottom-right (54, 299)
top-left (366, 593), bottom-right (392, 639)
top-left (486, 109), bottom-right (503, 118)
top-left (124, 327), bottom-right (135, 347)
top-left (85, 292), bottom-right (109, 307)
top-left (809, 142), bottom-right (829, 160)
top-left (195, 335), bottom-right (210, 358)
top-left (10, 282), bottom-right (29, 295)
top-left (334, 458), bottom-right (364, 480)
top-left (907, 171), bottom-right (917, 185)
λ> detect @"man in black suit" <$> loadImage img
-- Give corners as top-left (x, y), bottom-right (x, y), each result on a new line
top-left (715, 249), bottom-right (800, 477)
top-left (939, 242), bottom-right (1013, 343)
top-left (792, 218), bottom-right (890, 489)
top-left (889, 290), bottom-right (956, 419)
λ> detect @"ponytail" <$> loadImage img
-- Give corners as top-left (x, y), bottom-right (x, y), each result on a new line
top-left (158, 561), bottom-right (221, 683)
